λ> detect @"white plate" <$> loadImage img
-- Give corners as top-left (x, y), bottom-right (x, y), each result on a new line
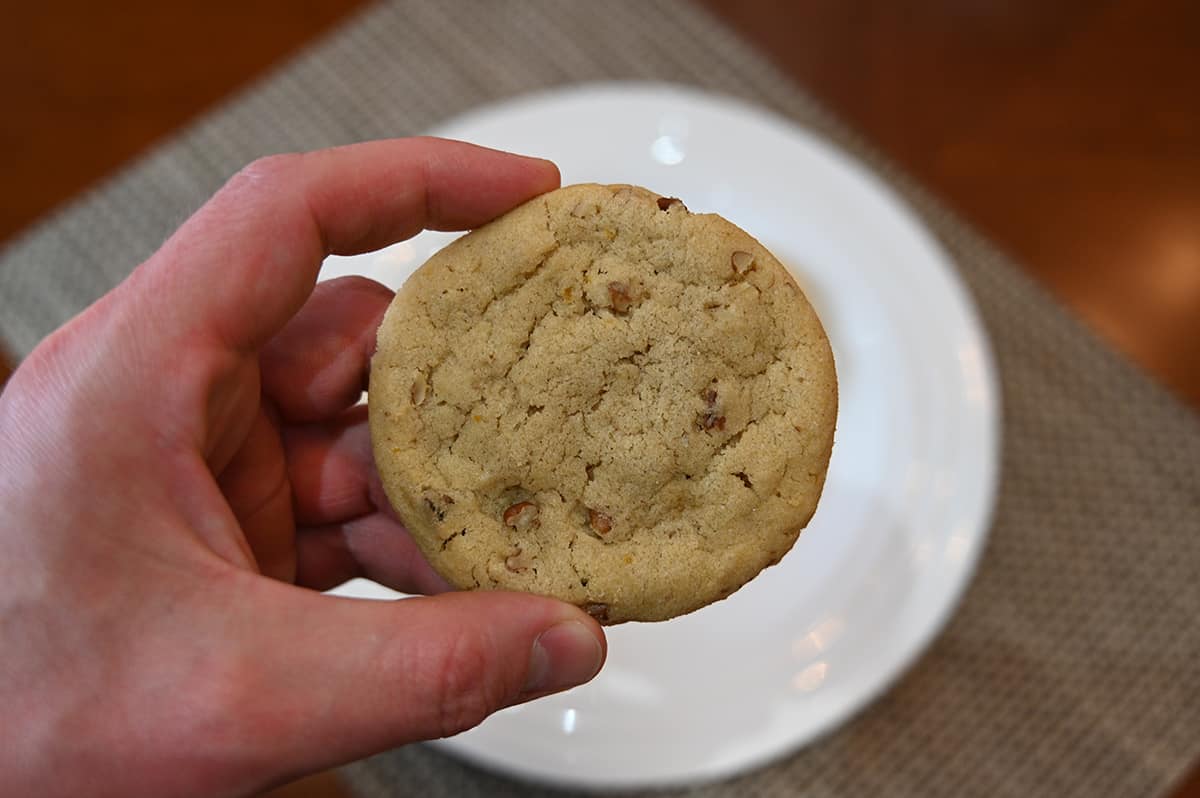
top-left (321, 83), bottom-right (1000, 789)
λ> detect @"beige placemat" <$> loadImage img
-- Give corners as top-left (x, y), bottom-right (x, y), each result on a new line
top-left (2, 2), bottom-right (1197, 796)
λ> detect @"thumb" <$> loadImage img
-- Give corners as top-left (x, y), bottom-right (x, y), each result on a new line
top-left (223, 583), bottom-right (606, 788)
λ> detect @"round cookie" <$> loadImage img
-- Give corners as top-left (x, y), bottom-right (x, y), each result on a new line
top-left (369, 184), bottom-right (836, 623)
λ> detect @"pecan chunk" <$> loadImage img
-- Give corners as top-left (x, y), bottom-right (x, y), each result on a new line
top-left (731, 250), bottom-right (756, 276)
top-left (584, 603), bottom-right (610, 623)
top-left (698, 383), bottom-right (726, 431)
top-left (502, 501), bottom-right (540, 531)
top-left (607, 281), bottom-right (636, 314)
top-left (587, 508), bottom-right (614, 537)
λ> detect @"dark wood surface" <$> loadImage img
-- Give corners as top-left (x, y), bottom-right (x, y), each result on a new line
top-left (1, 1), bottom-right (1197, 796)
top-left (700, 0), bottom-right (1200, 409)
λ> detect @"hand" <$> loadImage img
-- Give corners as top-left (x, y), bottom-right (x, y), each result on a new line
top-left (0, 138), bottom-right (606, 797)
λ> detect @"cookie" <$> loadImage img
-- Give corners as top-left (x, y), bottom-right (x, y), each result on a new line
top-left (369, 184), bottom-right (836, 623)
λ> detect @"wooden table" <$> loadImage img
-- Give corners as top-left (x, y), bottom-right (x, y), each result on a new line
top-left (2, 2), bottom-right (1197, 795)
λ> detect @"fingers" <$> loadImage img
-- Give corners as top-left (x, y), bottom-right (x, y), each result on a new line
top-left (295, 513), bottom-right (451, 595)
top-left (215, 406), bottom-right (296, 582)
top-left (260, 276), bottom-right (391, 423)
top-left (282, 407), bottom-right (449, 595)
top-left (225, 585), bottom-right (605, 787)
top-left (291, 519), bottom-right (362, 591)
top-left (282, 405), bottom-right (374, 527)
top-left (133, 138), bottom-right (560, 353)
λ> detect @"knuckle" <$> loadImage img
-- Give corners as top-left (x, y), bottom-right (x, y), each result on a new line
top-left (224, 153), bottom-right (303, 199)
top-left (423, 632), bottom-right (506, 739)
top-left (241, 152), bottom-right (301, 182)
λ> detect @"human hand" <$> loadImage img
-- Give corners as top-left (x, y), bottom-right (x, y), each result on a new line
top-left (0, 138), bottom-right (606, 797)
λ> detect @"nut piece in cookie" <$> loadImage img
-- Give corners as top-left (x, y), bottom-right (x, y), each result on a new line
top-left (731, 250), bottom-right (756, 276)
top-left (698, 382), bottom-right (726, 432)
top-left (503, 501), bottom-right (540, 531)
top-left (587, 508), bottom-right (614, 538)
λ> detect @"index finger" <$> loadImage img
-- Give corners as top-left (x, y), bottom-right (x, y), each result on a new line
top-left (130, 137), bottom-right (560, 352)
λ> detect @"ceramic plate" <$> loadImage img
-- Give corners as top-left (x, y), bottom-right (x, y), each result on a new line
top-left (321, 83), bottom-right (1000, 789)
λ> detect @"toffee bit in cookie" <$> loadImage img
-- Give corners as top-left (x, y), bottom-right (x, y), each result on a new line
top-left (731, 250), bottom-right (756, 276)
top-left (587, 508), bottom-right (614, 537)
top-left (607, 281), bottom-right (636, 314)
top-left (734, 471), bottom-right (754, 489)
top-left (502, 501), bottom-right (540, 531)
top-left (656, 196), bottom-right (686, 212)
top-left (699, 384), bottom-right (726, 431)
top-left (584, 602), bottom-right (610, 623)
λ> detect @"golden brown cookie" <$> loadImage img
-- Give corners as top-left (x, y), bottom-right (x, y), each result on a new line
top-left (369, 184), bottom-right (836, 623)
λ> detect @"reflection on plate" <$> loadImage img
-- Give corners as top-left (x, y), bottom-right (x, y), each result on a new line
top-left (322, 83), bottom-right (1000, 790)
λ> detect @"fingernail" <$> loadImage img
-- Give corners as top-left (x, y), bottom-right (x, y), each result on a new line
top-left (523, 620), bottom-right (604, 695)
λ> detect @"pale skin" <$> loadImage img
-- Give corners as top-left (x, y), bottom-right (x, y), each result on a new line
top-left (0, 138), bottom-right (607, 797)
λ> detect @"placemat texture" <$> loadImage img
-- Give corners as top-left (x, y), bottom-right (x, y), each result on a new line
top-left (2, 2), bottom-right (1197, 796)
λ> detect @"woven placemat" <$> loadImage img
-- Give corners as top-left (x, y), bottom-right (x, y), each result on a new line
top-left (2, 2), bottom-right (1198, 796)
